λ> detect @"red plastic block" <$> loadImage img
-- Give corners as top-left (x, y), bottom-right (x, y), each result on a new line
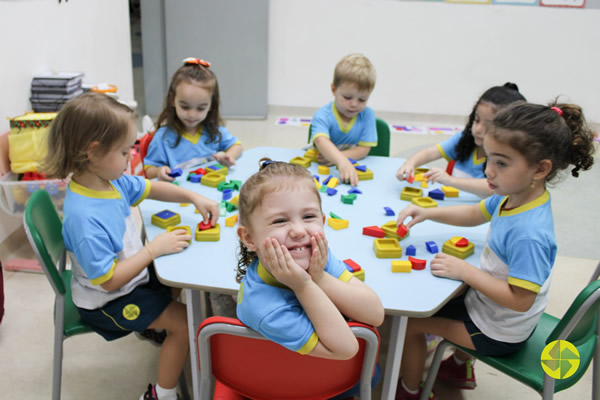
top-left (191, 167), bottom-right (207, 176)
top-left (408, 256), bottom-right (426, 270)
top-left (197, 221), bottom-right (214, 231)
top-left (407, 175), bottom-right (414, 184)
top-left (455, 237), bottom-right (469, 247)
top-left (362, 226), bottom-right (385, 238)
top-left (343, 258), bottom-right (362, 272)
top-left (396, 224), bottom-right (409, 238)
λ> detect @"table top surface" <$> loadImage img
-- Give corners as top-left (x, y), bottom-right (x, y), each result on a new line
top-left (140, 146), bottom-right (489, 316)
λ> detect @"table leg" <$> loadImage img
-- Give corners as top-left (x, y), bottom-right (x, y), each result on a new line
top-left (381, 315), bottom-right (408, 400)
top-left (185, 289), bottom-right (204, 400)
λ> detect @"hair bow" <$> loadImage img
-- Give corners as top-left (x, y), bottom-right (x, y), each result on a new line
top-left (182, 57), bottom-right (211, 68)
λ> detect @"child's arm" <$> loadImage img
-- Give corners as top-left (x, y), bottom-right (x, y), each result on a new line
top-left (148, 181), bottom-right (219, 225)
top-left (213, 143), bottom-right (242, 167)
top-left (340, 145), bottom-right (370, 161)
top-left (424, 169), bottom-right (493, 198)
top-left (264, 237), bottom-right (359, 360)
top-left (396, 145), bottom-right (441, 181)
top-left (314, 136), bottom-right (360, 186)
top-left (430, 253), bottom-right (537, 312)
top-left (397, 203), bottom-right (487, 229)
top-left (145, 165), bottom-right (175, 182)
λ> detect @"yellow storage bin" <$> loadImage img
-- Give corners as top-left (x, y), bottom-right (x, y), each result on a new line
top-left (8, 112), bottom-right (57, 173)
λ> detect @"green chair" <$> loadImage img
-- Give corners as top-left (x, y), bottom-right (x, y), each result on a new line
top-left (308, 118), bottom-right (391, 157)
top-left (420, 276), bottom-right (600, 400)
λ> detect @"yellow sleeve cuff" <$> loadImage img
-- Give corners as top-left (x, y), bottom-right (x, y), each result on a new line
top-left (436, 144), bottom-right (452, 162)
top-left (90, 260), bottom-right (117, 285)
top-left (508, 277), bottom-right (541, 294)
top-left (297, 331), bottom-right (319, 355)
top-left (132, 179), bottom-right (151, 207)
top-left (480, 200), bottom-right (491, 221)
top-left (357, 141), bottom-right (377, 147)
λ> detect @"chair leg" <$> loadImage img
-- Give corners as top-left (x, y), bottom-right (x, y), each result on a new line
top-left (420, 340), bottom-right (453, 400)
top-left (541, 373), bottom-right (556, 400)
top-left (53, 297), bottom-right (66, 400)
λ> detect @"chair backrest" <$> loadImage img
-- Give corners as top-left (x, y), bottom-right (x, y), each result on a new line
top-left (139, 132), bottom-right (154, 177)
top-left (307, 118), bottom-right (390, 157)
top-left (197, 316), bottom-right (380, 400)
top-left (23, 189), bottom-right (66, 296)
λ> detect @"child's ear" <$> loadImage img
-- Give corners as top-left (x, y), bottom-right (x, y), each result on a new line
top-left (322, 214), bottom-right (326, 225)
top-left (86, 141), bottom-right (102, 162)
top-left (237, 225), bottom-right (257, 251)
top-left (330, 83), bottom-right (336, 96)
top-left (534, 159), bottom-right (553, 181)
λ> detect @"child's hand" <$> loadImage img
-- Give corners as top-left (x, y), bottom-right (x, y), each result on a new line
top-left (148, 229), bottom-right (192, 257)
top-left (424, 168), bottom-right (450, 185)
top-left (157, 166), bottom-right (175, 182)
top-left (191, 194), bottom-right (219, 226)
top-left (337, 158), bottom-right (359, 186)
top-left (263, 238), bottom-right (310, 290)
top-left (396, 163), bottom-right (414, 181)
top-left (396, 205), bottom-right (429, 229)
top-left (430, 252), bottom-right (472, 281)
top-left (213, 151), bottom-right (236, 167)
top-left (306, 233), bottom-right (328, 284)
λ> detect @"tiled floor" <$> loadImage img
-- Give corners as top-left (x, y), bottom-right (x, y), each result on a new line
top-left (0, 106), bottom-right (597, 399)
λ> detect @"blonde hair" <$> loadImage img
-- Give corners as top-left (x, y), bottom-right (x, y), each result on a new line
top-left (236, 159), bottom-right (322, 282)
top-left (45, 92), bottom-right (137, 178)
top-left (333, 53), bottom-right (376, 93)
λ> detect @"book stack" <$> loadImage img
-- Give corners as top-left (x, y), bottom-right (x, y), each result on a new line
top-left (30, 72), bottom-right (84, 112)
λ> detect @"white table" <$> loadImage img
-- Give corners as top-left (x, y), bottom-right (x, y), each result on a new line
top-left (139, 146), bottom-right (488, 399)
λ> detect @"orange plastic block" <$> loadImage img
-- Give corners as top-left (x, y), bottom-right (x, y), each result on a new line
top-left (412, 197), bottom-right (438, 208)
top-left (225, 214), bottom-right (238, 227)
top-left (363, 225), bottom-right (385, 238)
top-left (328, 218), bottom-right (349, 230)
top-left (392, 260), bottom-right (412, 273)
top-left (442, 236), bottom-right (475, 259)
top-left (441, 186), bottom-right (459, 197)
top-left (373, 238), bottom-right (402, 258)
top-left (408, 256), bottom-right (426, 270)
top-left (401, 186), bottom-right (423, 201)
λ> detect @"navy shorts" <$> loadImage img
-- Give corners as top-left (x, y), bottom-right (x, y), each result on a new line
top-left (77, 266), bottom-right (174, 341)
top-left (434, 293), bottom-right (528, 357)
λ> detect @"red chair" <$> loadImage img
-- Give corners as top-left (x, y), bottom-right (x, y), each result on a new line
top-left (138, 132), bottom-right (154, 177)
top-left (196, 316), bottom-right (380, 400)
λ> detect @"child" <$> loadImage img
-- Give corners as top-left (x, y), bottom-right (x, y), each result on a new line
top-left (393, 101), bottom-right (595, 400)
top-left (310, 53), bottom-right (377, 187)
top-left (144, 57), bottom-right (242, 181)
top-left (236, 159), bottom-right (384, 362)
top-left (45, 92), bottom-right (220, 400)
top-left (396, 83), bottom-right (526, 198)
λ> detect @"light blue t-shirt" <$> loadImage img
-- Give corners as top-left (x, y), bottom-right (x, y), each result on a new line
top-left (63, 175), bottom-right (151, 309)
top-left (310, 102), bottom-right (377, 149)
top-left (236, 250), bottom-right (353, 354)
top-left (436, 131), bottom-right (486, 178)
top-left (144, 125), bottom-right (241, 170)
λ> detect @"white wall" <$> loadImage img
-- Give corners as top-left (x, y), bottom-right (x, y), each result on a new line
top-left (268, 0), bottom-right (600, 123)
top-left (0, 0), bottom-right (134, 243)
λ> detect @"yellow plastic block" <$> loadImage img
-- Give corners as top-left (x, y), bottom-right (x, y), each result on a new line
top-left (442, 236), bottom-right (475, 259)
top-left (313, 178), bottom-right (321, 190)
top-left (415, 167), bottom-right (429, 175)
top-left (412, 197), bottom-right (438, 208)
top-left (327, 177), bottom-right (339, 188)
top-left (353, 269), bottom-right (365, 281)
top-left (413, 173), bottom-right (424, 182)
top-left (441, 186), bottom-right (459, 197)
top-left (373, 238), bottom-right (402, 258)
top-left (400, 186), bottom-right (423, 201)
top-left (328, 218), bottom-right (349, 230)
top-left (151, 210), bottom-right (181, 229)
top-left (318, 165), bottom-right (330, 175)
top-left (356, 168), bottom-right (373, 181)
top-left (229, 195), bottom-right (239, 207)
top-left (207, 164), bottom-right (229, 175)
top-left (304, 148), bottom-right (319, 162)
top-left (225, 214), bottom-right (238, 227)
top-left (381, 220), bottom-right (410, 241)
top-left (392, 260), bottom-right (412, 273)
top-left (420, 180), bottom-right (428, 188)
top-left (180, 203), bottom-right (191, 207)
top-left (289, 156), bottom-right (312, 168)
top-left (166, 225), bottom-right (192, 243)
top-left (195, 223), bottom-right (221, 241)
top-left (201, 172), bottom-right (226, 188)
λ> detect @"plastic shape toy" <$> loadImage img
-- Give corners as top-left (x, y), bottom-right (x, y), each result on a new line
top-left (168, 168), bottom-right (183, 178)
top-left (420, 180), bottom-right (428, 188)
top-left (356, 168), bottom-right (373, 181)
top-left (363, 225), bottom-right (385, 238)
top-left (400, 186), bottom-right (423, 201)
top-left (348, 187), bottom-right (362, 194)
top-left (405, 244), bottom-right (416, 256)
top-left (414, 167), bottom-right (429, 175)
top-left (304, 148), bottom-right (319, 162)
top-left (442, 236), bottom-right (475, 259)
top-left (207, 164), bottom-right (229, 175)
top-left (413, 173), bottom-right (424, 182)
top-left (352, 269), bottom-right (365, 281)
top-left (201, 172), bottom-right (226, 188)
top-left (197, 221), bottom-right (214, 231)
top-left (231, 180), bottom-right (242, 191)
top-left (384, 207), bottom-right (395, 216)
top-left (222, 189), bottom-right (233, 201)
top-left (340, 194), bottom-right (357, 204)
top-left (229, 195), bottom-right (239, 207)
top-left (355, 165), bottom-right (367, 172)
top-left (322, 175), bottom-right (332, 185)
top-left (318, 165), bottom-right (330, 175)
top-left (217, 181), bottom-right (237, 192)
top-left (348, 157), bottom-right (357, 164)
top-left (225, 214), bottom-right (238, 227)
top-left (428, 188), bottom-right (445, 200)
top-left (396, 224), bottom-right (409, 238)
top-left (441, 186), bottom-right (459, 197)
top-left (343, 259), bottom-right (362, 273)
top-left (151, 210), bottom-right (181, 229)
top-left (191, 167), bottom-right (207, 176)
top-left (381, 220), bottom-right (409, 241)
top-left (313, 175), bottom-right (320, 182)
top-left (289, 156), bottom-right (311, 168)
top-left (180, 203), bottom-right (190, 207)
top-left (407, 175), bottom-right (415, 184)
top-left (319, 185), bottom-right (329, 193)
top-left (327, 177), bottom-right (339, 188)
top-left (327, 218), bottom-right (349, 230)
top-left (412, 197), bottom-right (438, 208)
top-left (326, 188), bottom-right (338, 196)
top-left (222, 201), bottom-right (237, 212)
top-left (408, 256), bottom-right (426, 270)
top-left (195, 222), bottom-right (221, 241)
top-left (392, 260), bottom-right (412, 273)
top-left (373, 238), bottom-right (402, 258)
top-left (329, 212), bottom-right (343, 220)
top-left (425, 241), bottom-right (439, 254)
top-left (189, 174), bottom-right (202, 183)
top-left (314, 178), bottom-right (322, 190)
top-left (166, 225), bottom-right (192, 243)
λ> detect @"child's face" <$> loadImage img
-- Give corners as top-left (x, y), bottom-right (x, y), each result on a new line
top-left (91, 120), bottom-right (137, 181)
top-left (173, 81), bottom-right (212, 133)
top-left (471, 102), bottom-right (496, 147)
top-left (239, 183), bottom-right (325, 271)
top-left (331, 82), bottom-right (371, 122)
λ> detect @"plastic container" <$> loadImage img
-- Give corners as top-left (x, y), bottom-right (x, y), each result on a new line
top-left (0, 172), bottom-right (68, 215)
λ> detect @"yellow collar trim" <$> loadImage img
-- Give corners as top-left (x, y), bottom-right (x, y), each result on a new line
top-left (69, 180), bottom-right (121, 199)
top-left (181, 126), bottom-right (203, 144)
top-left (332, 102), bottom-right (356, 133)
top-left (471, 148), bottom-right (486, 166)
top-left (257, 261), bottom-right (288, 289)
top-left (498, 190), bottom-right (550, 217)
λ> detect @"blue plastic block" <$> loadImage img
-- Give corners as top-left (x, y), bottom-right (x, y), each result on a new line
top-left (222, 189), bottom-right (233, 200)
top-left (348, 157), bottom-right (357, 164)
top-left (428, 188), bottom-right (445, 200)
top-left (354, 165), bottom-right (367, 172)
top-left (189, 174), bottom-right (202, 183)
top-left (426, 241), bottom-right (439, 254)
top-left (313, 175), bottom-right (320, 182)
top-left (348, 187), bottom-right (362, 194)
top-left (406, 245), bottom-right (417, 256)
top-left (168, 168), bottom-right (182, 178)
top-left (384, 207), bottom-right (395, 216)
top-left (326, 187), bottom-right (338, 196)
top-left (322, 175), bottom-right (333, 185)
